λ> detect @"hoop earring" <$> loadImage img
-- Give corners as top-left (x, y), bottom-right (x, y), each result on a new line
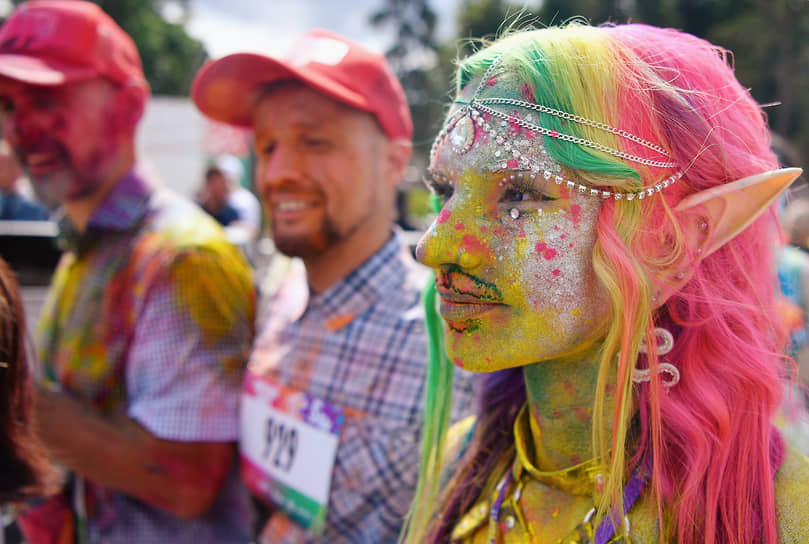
top-left (632, 327), bottom-right (680, 388)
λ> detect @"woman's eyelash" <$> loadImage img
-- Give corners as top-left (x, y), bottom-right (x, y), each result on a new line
top-left (424, 172), bottom-right (454, 201)
top-left (501, 179), bottom-right (556, 202)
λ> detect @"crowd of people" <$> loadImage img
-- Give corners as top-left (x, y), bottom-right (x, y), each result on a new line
top-left (0, 1), bottom-right (807, 543)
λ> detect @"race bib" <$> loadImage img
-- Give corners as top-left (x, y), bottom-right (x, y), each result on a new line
top-left (240, 371), bottom-right (345, 534)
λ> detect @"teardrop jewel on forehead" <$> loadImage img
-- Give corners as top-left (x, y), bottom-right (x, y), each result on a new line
top-left (430, 55), bottom-right (685, 201)
top-left (449, 114), bottom-right (475, 154)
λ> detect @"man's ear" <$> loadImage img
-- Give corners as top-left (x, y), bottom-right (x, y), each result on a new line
top-left (650, 168), bottom-right (801, 305)
top-left (385, 139), bottom-right (412, 188)
top-left (114, 81), bottom-right (149, 131)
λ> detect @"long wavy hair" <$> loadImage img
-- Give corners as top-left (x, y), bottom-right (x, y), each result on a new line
top-left (404, 22), bottom-right (786, 544)
top-left (0, 257), bottom-right (56, 502)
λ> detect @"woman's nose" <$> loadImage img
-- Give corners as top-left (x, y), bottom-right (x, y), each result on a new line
top-left (416, 203), bottom-right (482, 271)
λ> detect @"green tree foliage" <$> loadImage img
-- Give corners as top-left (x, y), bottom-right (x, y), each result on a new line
top-left (9, 0), bottom-right (208, 95)
top-left (370, 0), bottom-right (448, 163)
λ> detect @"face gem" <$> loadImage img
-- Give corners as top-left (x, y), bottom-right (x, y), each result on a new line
top-left (449, 113), bottom-right (475, 154)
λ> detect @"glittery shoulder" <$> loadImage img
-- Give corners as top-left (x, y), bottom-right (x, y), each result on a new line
top-left (774, 446), bottom-right (809, 543)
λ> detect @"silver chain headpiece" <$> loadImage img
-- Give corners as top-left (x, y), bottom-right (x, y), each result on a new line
top-left (430, 56), bottom-right (684, 201)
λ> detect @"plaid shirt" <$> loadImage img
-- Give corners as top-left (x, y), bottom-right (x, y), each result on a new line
top-left (34, 169), bottom-right (256, 543)
top-left (247, 234), bottom-right (475, 544)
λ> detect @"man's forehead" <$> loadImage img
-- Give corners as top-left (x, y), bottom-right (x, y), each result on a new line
top-left (252, 83), bottom-right (375, 132)
top-left (0, 76), bottom-right (109, 101)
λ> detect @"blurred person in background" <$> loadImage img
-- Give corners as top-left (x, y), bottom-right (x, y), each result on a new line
top-left (0, 139), bottom-right (49, 221)
top-left (216, 153), bottom-right (263, 240)
top-left (0, 1), bottom-right (255, 542)
top-left (198, 163), bottom-right (241, 226)
top-left (193, 28), bottom-right (475, 544)
top-left (779, 199), bottom-right (809, 385)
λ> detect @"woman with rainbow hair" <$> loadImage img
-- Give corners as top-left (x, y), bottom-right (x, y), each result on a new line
top-left (402, 22), bottom-right (809, 544)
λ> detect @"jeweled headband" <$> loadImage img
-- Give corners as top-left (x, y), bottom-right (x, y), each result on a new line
top-left (430, 57), bottom-right (684, 201)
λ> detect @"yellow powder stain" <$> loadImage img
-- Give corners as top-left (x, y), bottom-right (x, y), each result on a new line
top-left (514, 237), bottom-right (528, 258)
top-left (571, 308), bottom-right (582, 317)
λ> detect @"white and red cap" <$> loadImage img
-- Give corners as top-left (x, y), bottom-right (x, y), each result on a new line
top-left (191, 28), bottom-right (412, 141)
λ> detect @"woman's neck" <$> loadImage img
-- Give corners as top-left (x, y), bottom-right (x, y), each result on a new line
top-left (522, 345), bottom-right (618, 471)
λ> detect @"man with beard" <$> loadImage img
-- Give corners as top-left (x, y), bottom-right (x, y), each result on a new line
top-left (0, 2), bottom-right (256, 542)
top-left (192, 29), bottom-right (474, 543)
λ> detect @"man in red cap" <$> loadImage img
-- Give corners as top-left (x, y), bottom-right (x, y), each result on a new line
top-left (193, 29), bottom-right (474, 544)
top-left (0, 2), bottom-right (256, 542)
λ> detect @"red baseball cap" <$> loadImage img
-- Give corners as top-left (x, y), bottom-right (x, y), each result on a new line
top-left (0, 0), bottom-right (146, 87)
top-left (191, 29), bottom-right (412, 141)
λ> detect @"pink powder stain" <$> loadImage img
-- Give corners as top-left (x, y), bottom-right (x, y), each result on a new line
top-left (453, 357), bottom-right (465, 368)
top-left (573, 406), bottom-right (590, 423)
top-left (561, 234), bottom-right (567, 240)
top-left (507, 158), bottom-right (519, 169)
top-left (473, 334), bottom-right (481, 342)
top-left (563, 381), bottom-right (576, 395)
top-left (569, 204), bottom-right (582, 228)
top-left (462, 234), bottom-right (489, 255)
top-left (486, 77), bottom-right (497, 86)
top-left (436, 208), bottom-right (452, 223)
top-left (521, 83), bottom-right (533, 100)
top-left (569, 243), bottom-right (574, 248)
top-left (570, 454), bottom-right (582, 465)
top-left (508, 118), bottom-right (522, 133)
top-left (480, 226), bottom-right (488, 233)
top-left (454, 222), bottom-right (465, 231)
top-left (535, 241), bottom-right (557, 260)
top-left (549, 130), bottom-right (559, 138)
top-left (552, 269), bottom-right (562, 277)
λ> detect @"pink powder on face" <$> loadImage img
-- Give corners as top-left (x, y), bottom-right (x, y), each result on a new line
top-left (462, 234), bottom-right (488, 255)
top-left (436, 209), bottom-right (452, 223)
top-left (535, 242), bottom-right (557, 260)
top-left (569, 204), bottom-right (582, 228)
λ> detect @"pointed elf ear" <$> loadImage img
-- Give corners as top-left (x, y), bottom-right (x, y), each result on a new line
top-left (675, 168), bottom-right (802, 259)
top-left (650, 168), bottom-right (802, 306)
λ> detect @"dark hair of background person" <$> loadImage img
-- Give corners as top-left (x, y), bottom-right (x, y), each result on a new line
top-left (0, 257), bottom-right (56, 503)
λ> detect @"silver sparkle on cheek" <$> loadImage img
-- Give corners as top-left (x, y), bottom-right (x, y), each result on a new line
top-left (509, 207), bottom-right (520, 220)
top-left (449, 114), bottom-right (475, 154)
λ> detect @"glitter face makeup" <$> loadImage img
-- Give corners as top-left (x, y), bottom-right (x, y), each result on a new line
top-left (417, 77), bottom-right (610, 372)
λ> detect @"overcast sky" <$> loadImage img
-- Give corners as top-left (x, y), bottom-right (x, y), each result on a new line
top-left (185, 0), bottom-right (463, 59)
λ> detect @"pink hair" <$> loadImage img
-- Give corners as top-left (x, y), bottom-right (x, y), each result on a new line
top-left (599, 25), bottom-right (785, 543)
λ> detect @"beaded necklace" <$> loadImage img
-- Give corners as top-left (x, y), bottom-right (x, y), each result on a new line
top-left (485, 456), bottom-right (650, 544)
